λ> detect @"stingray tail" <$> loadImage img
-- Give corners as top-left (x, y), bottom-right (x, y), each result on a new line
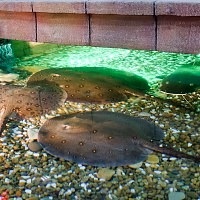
top-left (140, 140), bottom-right (200, 163)
top-left (132, 138), bottom-right (200, 163)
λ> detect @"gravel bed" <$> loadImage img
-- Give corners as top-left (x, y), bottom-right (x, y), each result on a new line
top-left (0, 91), bottom-right (199, 200)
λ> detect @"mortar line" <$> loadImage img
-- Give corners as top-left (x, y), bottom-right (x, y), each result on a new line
top-left (153, 0), bottom-right (158, 51)
top-left (31, 2), bottom-right (37, 42)
top-left (85, 0), bottom-right (91, 45)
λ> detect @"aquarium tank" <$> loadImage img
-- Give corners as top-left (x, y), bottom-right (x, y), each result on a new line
top-left (0, 39), bottom-right (199, 200)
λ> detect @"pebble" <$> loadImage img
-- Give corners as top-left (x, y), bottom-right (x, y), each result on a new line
top-left (146, 154), bottom-right (159, 164)
top-left (97, 168), bottom-right (115, 181)
top-left (28, 141), bottom-right (43, 152)
top-left (128, 162), bottom-right (143, 169)
top-left (168, 192), bottom-right (185, 200)
top-left (138, 112), bottom-right (151, 117)
top-left (16, 190), bottom-right (22, 197)
top-left (25, 189), bottom-right (32, 194)
top-left (27, 128), bottom-right (39, 141)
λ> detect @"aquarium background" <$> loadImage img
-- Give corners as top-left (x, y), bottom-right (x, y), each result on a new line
top-left (0, 40), bottom-right (199, 200)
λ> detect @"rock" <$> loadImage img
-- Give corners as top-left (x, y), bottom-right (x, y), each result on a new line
top-left (16, 190), bottom-right (22, 197)
top-left (97, 168), bottom-right (115, 181)
top-left (27, 128), bottom-right (39, 141)
top-left (28, 141), bottom-right (43, 152)
top-left (128, 162), bottom-right (143, 169)
top-left (138, 112), bottom-right (151, 117)
top-left (146, 154), bottom-right (159, 164)
top-left (168, 192), bottom-right (185, 200)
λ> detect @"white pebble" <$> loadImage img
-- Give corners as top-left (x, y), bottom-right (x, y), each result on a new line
top-left (169, 157), bottom-right (177, 161)
top-left (33, 152), bottom-right (40, 157)
top-left (181, 166), bottom-right (188, 170)
top-left (65, 189), bottom-right (72, 195)
top-left (51, 183), bottom-right (57, 188)
top-left (5, 178), bottom-right (10, 183)
top-left (187, 143), bottom-right (192, 147)
top-left (131, 189), bottom-right (136, 193)
top-left (145, 163), bottom-right (151, 167)
top-left (19, 180), bottom-right (26, 183)
top-left (154, 170), bottom-right (161, 174)
top-left (27, 179), bottom-right (32, 184)
top-left (21, 176), bottom-right (30, 179)
top-left (79, 165), bottom-right (86, 170)
top-left (0, 174), bottom-right (4, 178)
top-left (9, 170), bottom-right (14, 175)
top-left (25, 189), bottom-right (32, 194)
top-left (150, 116), bottom-right (156, 119)
top-left (27, 128), bottom-right (39, 141)
top-left (80, 183), bottom-right (87, 190)
top-left (159, 124), bottom-right (165, 128)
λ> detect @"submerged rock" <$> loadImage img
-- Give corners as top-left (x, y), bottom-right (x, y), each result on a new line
top-left (28, 141), bottom-right (43, 152)
top-left (97, 168), bottom-right (115, 181)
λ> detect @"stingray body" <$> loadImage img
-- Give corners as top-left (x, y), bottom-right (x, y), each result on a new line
top-left (161, 67), bottom-right (200, 94)
top-left (0, 82), bottom-right (67, 132)
top-left (38, 111), bottom-right (200, 167)
top-left (27, 67), bottom-right (149, 103)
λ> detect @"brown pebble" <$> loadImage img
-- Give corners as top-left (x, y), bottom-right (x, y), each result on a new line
top-left (97, 168), bottom-right (115, 181)
top-left (28, 141), bottom-right (43, 152)
top-left (16, 190), bottom-right (22, 197)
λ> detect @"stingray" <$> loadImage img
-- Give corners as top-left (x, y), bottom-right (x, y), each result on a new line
top-left (0, 81), bottom-right (67, 132)
top-left (27, 67), bottom-right (149, 104)
top-left (160, 66), bottom-right (200, 94)
top-left (38, 111), bottom-right (199, 167)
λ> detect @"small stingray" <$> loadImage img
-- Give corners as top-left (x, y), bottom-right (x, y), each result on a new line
top-left (27, 67), bottom-right (149, 103)
top-left (160, 66), bottom-right (200, 94)
top-left (0, 81), bottom-right (67, 132)
top-left (38, 111), bottom-right (199, 167)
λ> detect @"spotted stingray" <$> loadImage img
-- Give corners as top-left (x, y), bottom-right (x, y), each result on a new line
top-left (0, 81), bottom-right (67, 132)
top-left (27, 67), bottom-right (149, 103)
top-left (38, 111), bottom-right (200, 167)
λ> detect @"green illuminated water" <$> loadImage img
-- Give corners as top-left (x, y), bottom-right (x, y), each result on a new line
top-left (15, 45), bottom-right (200, 85)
